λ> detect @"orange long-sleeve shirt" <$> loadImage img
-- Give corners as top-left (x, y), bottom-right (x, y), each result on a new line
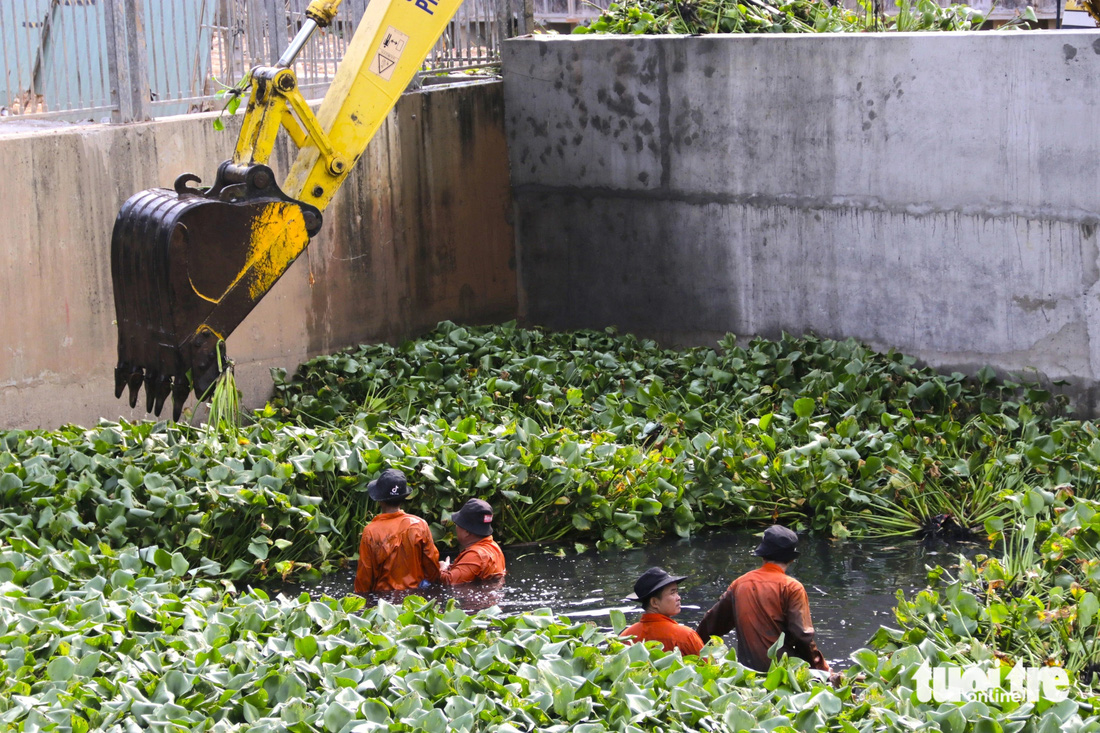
top-left (696, 562), bottom-right (826, 671)
top-left (354, 510), bottom-right (440, 593)
top-left (622, 613), bottom-right (704, 656)
top-left (439, 536), bottom-right (506, 585)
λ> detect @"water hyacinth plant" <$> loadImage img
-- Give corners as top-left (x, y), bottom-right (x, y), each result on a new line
top-left (269, 321), bottom-right (1096, 548)
top-left (5, 322), bottom-right (1100, 729)
top-left (3, 541), bottom-right (1100, 731)
top-left (0, 322), bottom-right (1093, 581)
top-left (572, 0), bottom-right (1038, 35)
top-left (885, 489), bottom-right (1100, 681)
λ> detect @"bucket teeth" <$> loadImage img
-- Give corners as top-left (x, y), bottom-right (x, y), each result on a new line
top-left (126, 368), bottom-right (145, 409)
top-left (115, 363), bottom-right (134, 400)
top-left (152, 374), bottom-right (173, 416)
top-left (143, 371), bottom-right (159, 413)
top-left (171, 376), bottom-right (191, 422)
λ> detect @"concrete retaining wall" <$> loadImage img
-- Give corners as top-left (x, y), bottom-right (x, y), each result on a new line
top-left (503, 33), bottom-right (1100, 411)
top-left (0, 80), bottom-right (516, 429)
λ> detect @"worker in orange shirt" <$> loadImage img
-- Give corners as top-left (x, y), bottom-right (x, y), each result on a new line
top-left (354, 468), bottom-right (440, 593)
top-left (621, 567), bottom-right (704, 656)
top-left (696, 525), bottom-right (830, 672)
top-left (439, 499), bottom-right (506, 585)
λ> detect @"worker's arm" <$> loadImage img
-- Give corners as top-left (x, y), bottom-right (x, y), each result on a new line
top-left (783, 586), bottom-right (829, 671)
top-left (353, 529), bottom-right (374, 593)
top-left (696, 584), bottom-right (737, 641)
top-left (419, 525), bottom-right (441, 584)
top-left (439, 547), bottom-right (482, 585)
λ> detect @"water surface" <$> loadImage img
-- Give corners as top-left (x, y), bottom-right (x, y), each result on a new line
top-left (284, 530), bottom-right (978, 669)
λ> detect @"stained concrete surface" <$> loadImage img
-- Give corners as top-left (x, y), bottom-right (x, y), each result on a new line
top-left (503, 33), bottom-right (1100, 412)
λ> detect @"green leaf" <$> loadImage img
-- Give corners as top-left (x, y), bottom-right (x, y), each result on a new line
top-left (226, 558), bottom-right (254, 579)
top-left (793, 398), bottom-right (815, 418)
top-left (27, 577), bottom-right (54, 598)
top-left (295, 635), bottom-right (319, 659)
top-left (248, 538), bottom-right (270, 561)
top-left (75, 652), bottom-right (102, 678)
top-left (323, 702), bottom-right (355, 732)
top-left (810, 690), bottom-right (842, 716)
top-left (0, 473), bottom-right (23, 494)
top-left (1024, 491), bottom-right (1046, 516)
top-left (988, 602), bottom-right (1010, 625)
top-left (153, 548), bottom-right (173, 571)
top-left (850, 648), bottom-right (879, 672)
top-left (973, 717), bottom-right (1004, 733)
top-left (953, 590), bottom-right (981, 619)
top-left (724, 706), bottom-right (757, 731)
top-left (361, 700), bottom-right (390, 724)
top-left (1079, 592), bottom-right (1099, 629)
top-left (47, 656), bottom-right (76, 681)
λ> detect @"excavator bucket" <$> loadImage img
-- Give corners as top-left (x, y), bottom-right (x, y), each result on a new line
top-left (111, 162), bottom-right (322, 420)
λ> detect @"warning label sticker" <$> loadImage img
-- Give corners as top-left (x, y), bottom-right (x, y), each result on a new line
top-left (370, 27), bottom-right (409, 82)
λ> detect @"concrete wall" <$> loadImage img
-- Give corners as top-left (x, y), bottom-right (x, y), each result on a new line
top-left (0, 80), bottom-right (516, 429)
top-left (503, 33), bottom-right (1100, 411)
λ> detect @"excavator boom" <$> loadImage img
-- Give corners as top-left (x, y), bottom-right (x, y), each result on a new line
top-left (111, 0), bottom-right (464, 419)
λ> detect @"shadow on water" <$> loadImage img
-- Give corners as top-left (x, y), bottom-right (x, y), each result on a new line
top-left (277, 529), bottom-right (981, 669)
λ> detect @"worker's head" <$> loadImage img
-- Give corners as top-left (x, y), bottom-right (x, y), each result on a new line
top-left (368, 468), bottom-right (410, 507)
top-left (754, 524), bottom-right (800, 564)
top-left (452, 498), bottom-right (494, 544)
top-left (645, 582), bottom-right (683, 616)
top-left (627, 567), bottom-right (688, 617)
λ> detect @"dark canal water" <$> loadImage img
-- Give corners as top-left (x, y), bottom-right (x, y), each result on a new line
top-left (283, 530), bottom-right (978, 670)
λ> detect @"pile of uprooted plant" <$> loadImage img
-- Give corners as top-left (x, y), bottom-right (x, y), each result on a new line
top-left (572, 0), bottom-right (1036, 35)
top-left (5, 322), bottom-right (1100, 730)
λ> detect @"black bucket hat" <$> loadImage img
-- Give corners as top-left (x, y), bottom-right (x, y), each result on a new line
top-left (626, 567), bottom-right (687, 602)
top-left (452, 498), bottom-right (494, 536)
top-left (367, 468), bottom-right (410, 502)
top-left (754, 525), bottom-right (800, 562)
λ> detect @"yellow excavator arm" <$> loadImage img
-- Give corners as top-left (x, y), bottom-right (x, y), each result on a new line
top-left (111, 0), bottom-right (464, 419)
top-left (1085, 0), bottom-right (1100, 23)
top-left (1066, 0), bottom-right (1100, 22)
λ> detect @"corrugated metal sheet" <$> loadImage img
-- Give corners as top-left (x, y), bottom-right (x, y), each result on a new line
top-left (39, 0), bottom-right (112, 117)
top-left (0, 1), bottom-right (51, 112)
top-left (143, 0), bottom-right (216, 115)
top-left (1, 0), bottom-right (215, 119)
top-left (1, 0), bottom-right (111, 118)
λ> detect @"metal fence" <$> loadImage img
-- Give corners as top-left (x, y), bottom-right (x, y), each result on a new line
top-left (1, 0), bottom-right (532, 123)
